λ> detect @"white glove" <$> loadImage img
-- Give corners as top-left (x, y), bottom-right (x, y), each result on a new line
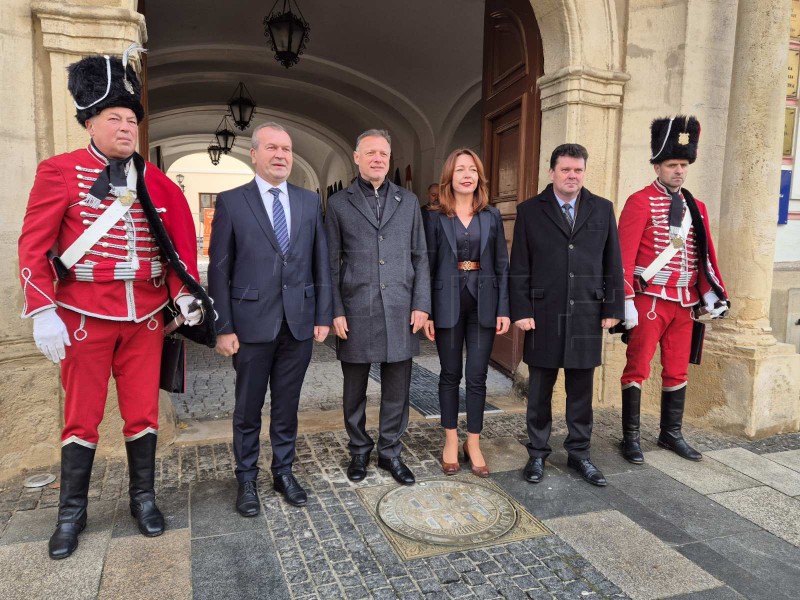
top-left (703, 291), bottom-right (727, 318)
top-left (32, 308), bottom-right (71, 364)
top-left (176, 295), bottom-right (203, 327)
top-left (624, 299), bottom-right (638, 330)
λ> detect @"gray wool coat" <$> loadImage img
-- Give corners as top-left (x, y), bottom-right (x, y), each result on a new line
top-left (325, 180), bottom-right (431, 363)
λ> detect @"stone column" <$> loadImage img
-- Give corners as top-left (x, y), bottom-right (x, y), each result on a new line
top-left (697, 0), bottom-right (800, 437)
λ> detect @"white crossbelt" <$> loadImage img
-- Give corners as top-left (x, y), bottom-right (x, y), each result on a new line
top-left (640, 208), bottom-right (692, 282)
top-left (59, 163), bottom-right (138, 269)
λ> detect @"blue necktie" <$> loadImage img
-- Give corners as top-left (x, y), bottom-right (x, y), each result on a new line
top-left (269, 188), bottom-right (289, 255)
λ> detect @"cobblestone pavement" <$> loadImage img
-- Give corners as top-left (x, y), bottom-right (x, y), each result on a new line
top-left (2, 408), bottom-right (800, 599)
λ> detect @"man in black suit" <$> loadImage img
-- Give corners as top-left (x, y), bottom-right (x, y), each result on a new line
top-left (509, 144), bottom-right (624, 487)
top-left (208, 122), bottom-right (332, 512)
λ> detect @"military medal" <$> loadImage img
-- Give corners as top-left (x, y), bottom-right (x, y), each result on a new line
top-left (119, 190), bottom-right (136, 206)
top-left (671, 235), bottom-right (684, 249)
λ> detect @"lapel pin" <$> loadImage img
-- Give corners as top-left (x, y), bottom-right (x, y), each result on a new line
top-left (395, 195), bottom-right (401, 202)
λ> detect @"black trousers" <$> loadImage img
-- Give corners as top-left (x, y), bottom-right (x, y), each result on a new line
top-left (525, 366), bottom-right (594, 460)
top-left (435, 287), bottom-right (496, 433)
top-left (341, 359), bottom-right (412, 458)
top-left (232, 321), bottom-right (313, 482)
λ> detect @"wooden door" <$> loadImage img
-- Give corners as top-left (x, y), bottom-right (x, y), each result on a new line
top-left (482, 0), bottom-right (544, 375)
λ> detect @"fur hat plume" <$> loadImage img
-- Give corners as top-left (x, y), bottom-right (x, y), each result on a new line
top-left (67, 44), bottom-right (146, 126)
top-left (650, 115), bottom-right (701, 164)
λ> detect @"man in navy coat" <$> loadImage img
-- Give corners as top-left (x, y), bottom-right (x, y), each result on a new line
top-left (208, 122), bottom-right (332, 512)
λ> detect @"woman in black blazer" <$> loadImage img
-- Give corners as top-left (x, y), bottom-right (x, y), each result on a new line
top-left (423, 149), bottom-right (510, 477)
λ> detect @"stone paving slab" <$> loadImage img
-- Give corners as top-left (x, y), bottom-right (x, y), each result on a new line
top-left (98, 528), bottom-right (192, 600)
top-left (0, 531), bottom-right (111, 600)
top-left (762, 448), bottom-right (800, 473)
top-left (699, 530), bottom-right (800, 599)
top-left (705, 447), bottom-right (800, 496)
top-left (191, 529), bottom-right (289, 600)
top-left (675, 541), bottom-right (796, 600)
top-left (643, 450), bottom-right (761, 495)
top-left (708, 486), bottom-right (800, 547)
top-left (546, 509), bottom-right (721, 600)
top-left (0, 499), bottom-right (116, 546)
top-left (606, 469), bottom-right (759, 542)
top-left (190, 479), bottom-right (267, 539)
top-left (665, 585), bottom-right (746, 599)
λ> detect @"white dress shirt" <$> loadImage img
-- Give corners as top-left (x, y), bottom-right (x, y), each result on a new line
top-left (255, 175), bottom-right (291, 237)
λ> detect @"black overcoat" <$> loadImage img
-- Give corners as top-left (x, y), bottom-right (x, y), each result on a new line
top-left (509, 184), bottom-right (624, 369)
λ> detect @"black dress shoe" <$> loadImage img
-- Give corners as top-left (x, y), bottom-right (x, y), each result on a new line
top-left (567, 456), bottom-right (607, 487)
top-left (273, 474), bottom-right (308, 507)
top-left (620, 435), bottom-right (645, 465)
top-left (347, 454), bottom-right (370, 482)
top-left (48, 521), bottom-right (85, 560)
top-left (523, 457), bottom-right (545, 483)
top-left (658, 434), bottom-right (703, 461)
top-left (377, 456), bottom-right (415, 485)
top-left (236, 480), bottom-right (260, 517)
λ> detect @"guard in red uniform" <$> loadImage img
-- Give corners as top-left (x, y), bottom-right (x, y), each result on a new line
top-left (617, 116), bottom-right (729, 464)
top-left (18, 47), bottom-right (214, 559)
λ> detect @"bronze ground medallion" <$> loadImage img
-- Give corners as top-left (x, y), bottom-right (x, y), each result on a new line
top-left (377, 479), bottom-right (516, 545)
top-left (357, 474), bottom-right (551, 560)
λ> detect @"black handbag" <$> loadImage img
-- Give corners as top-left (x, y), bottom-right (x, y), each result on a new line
top-left (160, 334), bottom-right (186, 393)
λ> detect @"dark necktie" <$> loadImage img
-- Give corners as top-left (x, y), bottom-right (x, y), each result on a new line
top-left (269, 188), bottom-right (289, 255)
top-left (562, 203), bottom-right (575, 230)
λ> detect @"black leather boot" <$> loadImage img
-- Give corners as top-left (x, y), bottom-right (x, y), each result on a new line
top-left (48, 442), bottom-right (95, 559)
top-left (658, 387), bottom-right (702, 461)
top-left (126, 432), bottom-right (165, 537)
top-left (621, 385), bottom-right (644, 464)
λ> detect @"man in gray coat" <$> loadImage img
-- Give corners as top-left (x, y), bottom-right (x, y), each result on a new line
top-left (325, 129), bottom-right (430, 485)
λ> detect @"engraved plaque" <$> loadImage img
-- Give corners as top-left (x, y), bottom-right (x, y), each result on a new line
top-left (785, 107), bottom-right (796, 156)
top-left (788, 49), bottom-right (800, 97)
top-left (376, 480), bottom-right (517, 545)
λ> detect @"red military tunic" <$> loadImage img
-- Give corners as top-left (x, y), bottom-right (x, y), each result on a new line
top-left (18, 145), bottom-right (199, 446)
top-left (618, 179), bottom-right (727, 389)
top-left (19, 144), bottom-right (199, 319)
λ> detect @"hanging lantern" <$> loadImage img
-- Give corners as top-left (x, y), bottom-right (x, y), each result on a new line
top-left (227, 82), bottom-right (256, 131)
top-left (263, 0), bottom-right (310, 69)
top-left (207, 142), bottom-right (223, 166)
top-left (215, 116), bottom-right (236, 154)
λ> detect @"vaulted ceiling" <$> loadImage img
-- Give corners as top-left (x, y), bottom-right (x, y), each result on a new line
top-left (144, 0), bottom-right (485, 192)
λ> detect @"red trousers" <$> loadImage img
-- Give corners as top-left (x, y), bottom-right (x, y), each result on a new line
top-left (620, 294), bottom-right (693, 390)
top-left (59, 308), bottom-right (163, 446)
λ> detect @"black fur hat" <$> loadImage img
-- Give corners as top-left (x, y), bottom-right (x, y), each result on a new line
top-left (67, 52), bottom-right (144, 126)
top-left (650, 115), bottom-right (700, 164)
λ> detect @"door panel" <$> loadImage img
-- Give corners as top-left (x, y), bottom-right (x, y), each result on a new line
top-left (482, 0), bottom-right (544, 375)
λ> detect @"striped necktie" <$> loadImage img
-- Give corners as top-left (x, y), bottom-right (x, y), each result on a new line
top-left (562, 203), bottom-right (575, 230)
top-left (269, 188), bottom-right (289, 255)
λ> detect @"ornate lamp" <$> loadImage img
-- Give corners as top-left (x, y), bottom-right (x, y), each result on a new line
top-left (227, 82), bottom-right (256, 131)
top-left (207, 142), bottom-right (223, 166)
top-left (175, 173), bottom-right (185, 192)
top-left (263, 0), bottom-right (310, 69)
top-left (214, 115), bottom-right (237, 154)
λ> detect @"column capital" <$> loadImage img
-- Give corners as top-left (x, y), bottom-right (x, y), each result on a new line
top-left (31, 1), bottom-right (147, 54)
top-left (537, 66), bottom-right (630, 112)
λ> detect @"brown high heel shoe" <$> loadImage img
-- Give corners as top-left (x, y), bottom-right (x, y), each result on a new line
top-left (441, 457), bottom-right (460, 475)
top-left (463, 441), bottom-right (489, 478)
